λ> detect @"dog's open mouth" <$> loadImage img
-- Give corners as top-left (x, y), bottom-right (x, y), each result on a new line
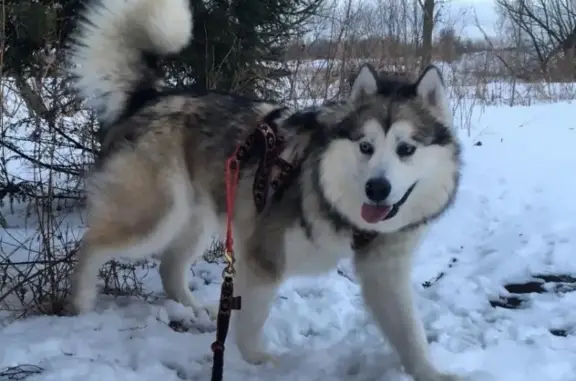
top-left (361, 182), bottom-right (417, 224)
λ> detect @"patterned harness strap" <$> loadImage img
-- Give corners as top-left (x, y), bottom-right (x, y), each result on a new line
top-left (234, 122), bottom-right (296, 212)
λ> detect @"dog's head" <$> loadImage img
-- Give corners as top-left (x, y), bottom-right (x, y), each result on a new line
top-left (316, 64), bottom-right (461, 233)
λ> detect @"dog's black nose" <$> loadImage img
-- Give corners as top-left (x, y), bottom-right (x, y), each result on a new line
top-left (365, 177), bottom-right (391, 202)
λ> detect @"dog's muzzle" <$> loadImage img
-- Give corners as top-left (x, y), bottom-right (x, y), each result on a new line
top-left (361, 182), bottom-right (417, 223)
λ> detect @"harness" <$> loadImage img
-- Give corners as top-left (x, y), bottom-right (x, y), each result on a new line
top-left (210, 120), bottom-right (377, 381)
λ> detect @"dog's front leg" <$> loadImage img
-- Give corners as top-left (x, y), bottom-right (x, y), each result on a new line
top-left (233, 255), bottom-right (280, 365)
top-left (354, 233), bottom-right (459, 381)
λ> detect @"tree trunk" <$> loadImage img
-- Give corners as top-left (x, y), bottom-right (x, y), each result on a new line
top-left (421, 0), bottom-right (435, 68)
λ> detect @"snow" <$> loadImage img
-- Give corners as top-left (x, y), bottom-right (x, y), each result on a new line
top-left (2, 97), bottom-right (576, 380)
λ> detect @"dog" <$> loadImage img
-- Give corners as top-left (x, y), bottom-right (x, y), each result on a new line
top-left (67, 0), bottom-right (462, 380)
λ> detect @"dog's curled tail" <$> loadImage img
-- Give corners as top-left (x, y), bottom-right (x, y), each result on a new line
top-left (68, 0), bottom-right (193, 126)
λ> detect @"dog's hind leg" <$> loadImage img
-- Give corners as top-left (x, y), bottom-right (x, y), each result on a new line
top-left (159, 202), bottom-right (218, 317)
top-left (70, 238), bottom-right (118, 314)
top-left (70, 158), bottom-right (193, 315)
top-left (71, 209), bottom-right (184, 315)
top-left (159, 240), bottom-right (202, 313)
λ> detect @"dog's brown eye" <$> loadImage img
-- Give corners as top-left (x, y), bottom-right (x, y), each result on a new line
top-left (359, 141), bottom-right (374, 155)
top-left (397, 142), bottom-right (416, 158)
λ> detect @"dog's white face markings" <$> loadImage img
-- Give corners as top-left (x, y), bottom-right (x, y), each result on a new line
top-left (318, 64), bottom-right (459, 234)
top-left (359, 119), bottom-right (421, 205)
top-left (319, 117), bottom-right (457, 233)
top-left (361, 119), bottom-right (452, 205)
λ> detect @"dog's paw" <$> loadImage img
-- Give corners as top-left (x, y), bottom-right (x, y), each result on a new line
top-left (413, 371), bottom-right (462, 381)
top-left (68, 283), bottom-right (97, 315)
top-left (202, 304), bottom-right (219, 321)
top-left (242, 350), bottom-right (280, 366)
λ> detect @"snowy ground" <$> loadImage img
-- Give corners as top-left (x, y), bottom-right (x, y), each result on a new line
top-left (1, 101), bottom-right (576, 380)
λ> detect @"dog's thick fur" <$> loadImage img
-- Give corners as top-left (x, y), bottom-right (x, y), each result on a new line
top-left (67, 0), bottom-right (462, 380)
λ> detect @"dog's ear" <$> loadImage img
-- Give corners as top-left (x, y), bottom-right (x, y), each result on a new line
top-left (415, 65), bottom-right (453, 129)
top-left (350, 64), bottom-right (378, 102)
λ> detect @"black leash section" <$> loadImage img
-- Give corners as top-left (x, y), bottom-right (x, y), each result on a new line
top-left (210, 274), bottom-right (241, 381)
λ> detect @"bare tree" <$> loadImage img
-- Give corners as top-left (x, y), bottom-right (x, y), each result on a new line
top-left (420, 0), bottom-right (435, 66)
top-left (495, 0), bottom-right (576, 79)
top-left (418, 0), bottom-right (447, 68)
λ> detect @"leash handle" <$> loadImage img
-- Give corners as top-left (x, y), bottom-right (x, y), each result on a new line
top-left (211, 276), bottom-right (238, 381)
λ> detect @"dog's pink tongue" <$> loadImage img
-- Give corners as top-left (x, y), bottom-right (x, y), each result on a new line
top-left (361, 203), bottom-right (391, 223)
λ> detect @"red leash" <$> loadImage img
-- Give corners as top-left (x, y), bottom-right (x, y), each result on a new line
top-left (224, 152), bottom-right (240, 257)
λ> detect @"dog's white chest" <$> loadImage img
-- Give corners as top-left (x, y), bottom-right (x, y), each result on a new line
top-left (282, 222), bottom-right (353, 276)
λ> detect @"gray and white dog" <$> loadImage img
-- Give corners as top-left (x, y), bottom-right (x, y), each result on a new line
top-left (67, 0), bottom-right (462, 380)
